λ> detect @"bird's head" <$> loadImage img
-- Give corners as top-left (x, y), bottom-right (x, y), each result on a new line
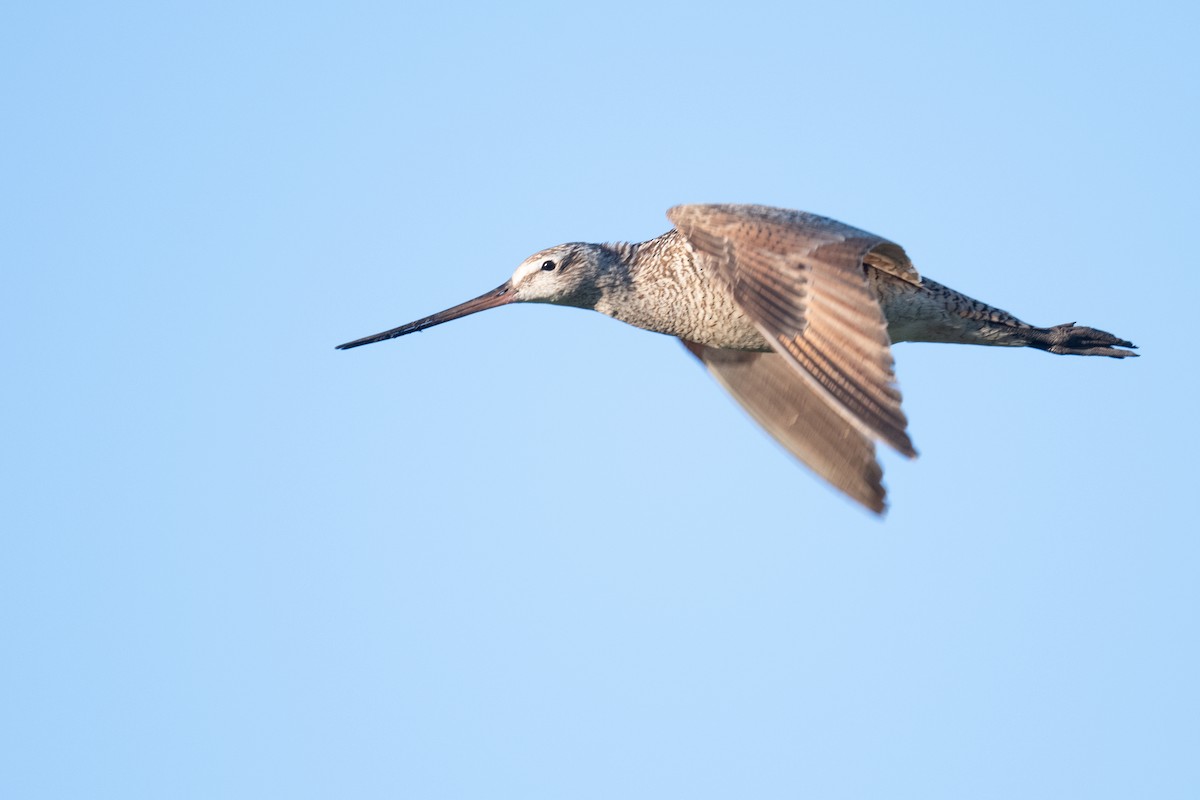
top-left (506, 242), bottom-right (612, 307)
top-left (335, 242), bottom-right (615, 350)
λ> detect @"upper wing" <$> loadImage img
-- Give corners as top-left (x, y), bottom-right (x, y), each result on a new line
top-left (683, 341), bottom-right (888, 514)
top-left (668, 204), bottom-right (920, 457)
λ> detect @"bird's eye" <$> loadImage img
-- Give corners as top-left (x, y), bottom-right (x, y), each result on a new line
top-left (541, 260), bottom-right (556, 271)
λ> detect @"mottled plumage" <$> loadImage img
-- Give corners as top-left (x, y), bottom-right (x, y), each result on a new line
top-left (338, 204), bottom-right (1136, 513)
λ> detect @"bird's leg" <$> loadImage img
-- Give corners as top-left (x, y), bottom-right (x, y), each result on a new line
top-left (879, 276), bottom-right (1137, 358)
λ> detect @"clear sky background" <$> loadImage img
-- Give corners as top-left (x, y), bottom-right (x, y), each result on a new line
top-left (3, 2), bottom-right (1197, 798)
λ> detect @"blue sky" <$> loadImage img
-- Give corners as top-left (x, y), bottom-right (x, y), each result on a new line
top-left (3, 1), bottom-right (1197, 798)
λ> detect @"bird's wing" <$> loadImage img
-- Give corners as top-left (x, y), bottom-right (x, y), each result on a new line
top-left (683, 341), bottom-right (888, 513)
top-left (668, 203), bottom-right (920, 457)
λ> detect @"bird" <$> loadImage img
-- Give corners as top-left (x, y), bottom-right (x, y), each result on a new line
top-left (337, 204), bottom-right (1136, 513)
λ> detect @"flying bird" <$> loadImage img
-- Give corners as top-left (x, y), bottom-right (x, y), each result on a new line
top-left (338, 204), bottom-right (1135, 513)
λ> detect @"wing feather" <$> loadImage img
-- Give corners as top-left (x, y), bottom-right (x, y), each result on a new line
top-left (683, 341), bottom-right (887, 514)
top-left (668, 204), bottom-right (918, 457)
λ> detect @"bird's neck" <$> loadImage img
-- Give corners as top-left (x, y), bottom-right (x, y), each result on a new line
top-left (590, 231), bottom-right (699, 330)
top-left (602, 230), bottom-right (689, 281)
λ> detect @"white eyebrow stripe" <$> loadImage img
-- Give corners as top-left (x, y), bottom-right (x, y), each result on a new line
top-left (511, 261), bottom-right (543, 285)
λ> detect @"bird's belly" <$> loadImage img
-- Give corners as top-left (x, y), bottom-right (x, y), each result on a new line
top-left (683, 313), bottom-right (773, 351)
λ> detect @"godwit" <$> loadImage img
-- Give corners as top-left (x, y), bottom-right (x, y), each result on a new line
top-left (338, 204), bottom-right (1135, 512)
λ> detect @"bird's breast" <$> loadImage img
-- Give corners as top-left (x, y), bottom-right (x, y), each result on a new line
top-left (594, 253), bottom-right (772, 351)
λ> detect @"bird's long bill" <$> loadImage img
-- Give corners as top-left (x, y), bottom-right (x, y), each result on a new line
top-left (336, 282), bottom-right (514, 350)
